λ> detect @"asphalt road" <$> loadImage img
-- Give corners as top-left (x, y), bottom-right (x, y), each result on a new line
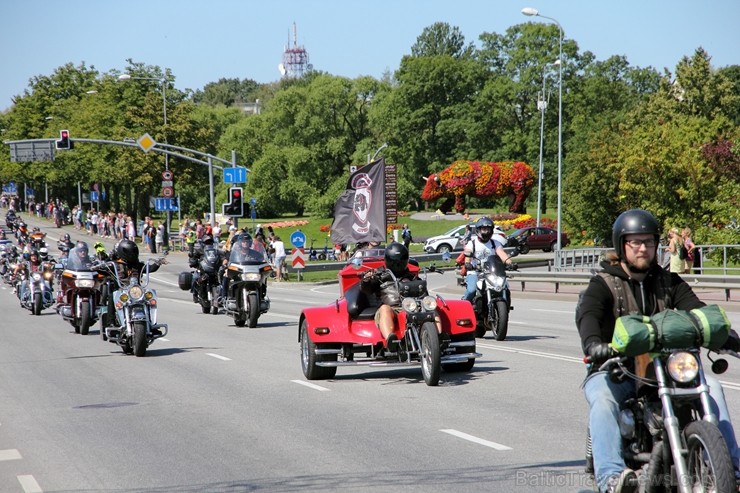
top-left (1, 217), bottom-right (740, 492)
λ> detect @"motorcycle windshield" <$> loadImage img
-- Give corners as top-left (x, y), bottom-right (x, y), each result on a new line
top-left (482, 254), bottom-right (506, 277)
top-left (229, 242), bottom-right (268, 265)
top-left (66, 246), bottom-right (95, 271)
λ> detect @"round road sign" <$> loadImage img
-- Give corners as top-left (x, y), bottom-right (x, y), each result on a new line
top-left (162, 186), bottom-right (174, 198)
top-left (162, 170), bottom-right (174, 180)
top-left (290, 230), bottom-right (306, 248)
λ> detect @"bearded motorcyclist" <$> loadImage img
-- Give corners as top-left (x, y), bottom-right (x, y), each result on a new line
top-left (577, 209), bottom-right (740, 492)
top-left (461, 217), bottom-right (513, 302)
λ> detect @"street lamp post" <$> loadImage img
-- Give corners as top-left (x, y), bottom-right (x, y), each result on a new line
top-left (536, 70), bottom-right (547, 227)
top-left (119, 73), bottom-right (172, 239)
top-left (522, 7), bottom-right (564, 250)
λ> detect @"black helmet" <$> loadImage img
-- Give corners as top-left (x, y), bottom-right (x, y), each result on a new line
top-left (475, 217), bottom-right (494, 243)
top-left (62, 233), bottom-right (71, 242)
top-left (114, 239), bottom-right (139, 264)
top-left (612, 209), bottom-right (660, 259)
top-left (75, 241), bottom-right (89, 255)
top-left (384, 242), bottom-right (409, 277)
top-left (202, 234), bottom-right (214, 245)
top-left (236, 233), bottom-right (252, 248)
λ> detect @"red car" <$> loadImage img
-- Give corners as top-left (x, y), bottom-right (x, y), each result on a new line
top-left (299, 247), bottom-right (480, 386)
top-left (507, 227), bottom-right (570, 253)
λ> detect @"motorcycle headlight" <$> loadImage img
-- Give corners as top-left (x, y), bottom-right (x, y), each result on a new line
top-left (486, 274), bottom-right (505, 291)
top-left (667, 352), bottom-right (699, 383)
top-left (144, 291), bottom-right (154, 300)
top-left (241, 272), bottom-right (261, 282)
top-left (31, 272), bottom-right (42, 281)
top-left (119, 293), bottom-right (129, 303)
top-left (402, 297), bottom-right (419, 312)
top-left (77, 279), bottom-right (95, 288)
top-left (421, 296), bottom-right (437, 311)
top-left (129, 285), bottom-right (144, 300)
top-left (44, 271), bottom-right (54, 280)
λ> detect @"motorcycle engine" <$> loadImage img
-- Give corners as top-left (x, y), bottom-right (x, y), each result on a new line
top-left (618, 409), bottom-right (635, 439)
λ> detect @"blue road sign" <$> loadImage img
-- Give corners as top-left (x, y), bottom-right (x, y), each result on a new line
top-left (290, 230), bottom-right (306, 248)
top-left (90, 191), bottom-right (98, 201)
top-left (3, 181), bottom-right (17, 194)
top-left (250, 208), bottom-right (256, 220)
top-left (26, 187), bottom-right (35, 197)
top-left (249, 197), bottom-right (256, 206)
top-left (154, 197), bottom-right (179, 211)
top-left (223, 167), bottom-right (247, 184)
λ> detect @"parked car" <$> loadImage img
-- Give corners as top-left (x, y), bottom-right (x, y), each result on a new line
top-left (507, 227), bottom-right (569, 253)
top-left (423, 224), bottom-right (470, 253)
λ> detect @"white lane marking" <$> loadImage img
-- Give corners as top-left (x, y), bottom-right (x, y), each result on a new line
top-left (720, 381), bottom-right (740, 391)
top-left (478, 343), bottom-right (583, 364)
top-left (206, 353), bottom-right (231, 361)
top-left (532, 308), bottom-right (574, 314)
top-left (0, 449), bottom-right (22, 461)
top-left (292, 379), bottom-right (330, 392)
top-left (18, 475), bottom-right (43, 493)
top-left (440, 429), bottom-right (512, 450)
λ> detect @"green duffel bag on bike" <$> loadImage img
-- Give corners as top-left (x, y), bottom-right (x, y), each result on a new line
top-left (611, 304), bottom-right (731, 356)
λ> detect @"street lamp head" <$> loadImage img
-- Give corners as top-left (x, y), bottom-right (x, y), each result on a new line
top-left (86, 90), bottom-right (98, 94)
top-left (521, 7), bottom-right (539, 16)
top-left (118, 74), bottom-right (132, 81)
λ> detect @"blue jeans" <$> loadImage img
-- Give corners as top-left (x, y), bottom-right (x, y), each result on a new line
top-left (583, 371), bottom-right (740, 492)
top-left (463, 272), bottom-right (478, 301)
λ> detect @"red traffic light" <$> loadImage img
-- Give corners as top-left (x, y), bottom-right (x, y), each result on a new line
top-left (56, 129), bottom-right (72, 150)
top-left (232, 189), bottom-right (241, 198)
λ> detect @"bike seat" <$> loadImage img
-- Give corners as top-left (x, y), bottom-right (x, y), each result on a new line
top-left (345, 283), bottom-right (378, 320)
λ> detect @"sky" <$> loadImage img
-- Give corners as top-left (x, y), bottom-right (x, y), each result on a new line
top-left (1, 0), bottom-right (739, 111)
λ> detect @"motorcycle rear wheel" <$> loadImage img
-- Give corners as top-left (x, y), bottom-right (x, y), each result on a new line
top-left (684, 420), bottom-right (735, 492)
top-left (132, 321), bottom-right (147, 357)
top-left (420, 322), bottom-right (441, 386)
top-left (80, 300), bottom-right (91, 335)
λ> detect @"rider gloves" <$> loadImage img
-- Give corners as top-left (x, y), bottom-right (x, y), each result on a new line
top-left (586, 342), bottom-right (614, 364)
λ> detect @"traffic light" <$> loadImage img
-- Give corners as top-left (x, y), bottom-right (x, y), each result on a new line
top-left (55, 129), bottom-right (72, 150)
top-left (223, 187), bottom-right (244, 217)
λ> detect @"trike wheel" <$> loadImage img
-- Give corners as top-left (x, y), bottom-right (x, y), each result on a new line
top-left (300, 320), bottom-right (337, 380)
top-left (420, 322), bottom-right (441, 386)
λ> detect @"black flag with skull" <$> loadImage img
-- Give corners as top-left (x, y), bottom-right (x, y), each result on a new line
top-left (330, 158), bottom-right (386, 246)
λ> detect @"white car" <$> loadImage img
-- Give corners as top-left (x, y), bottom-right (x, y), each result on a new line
top-left (423, 224), bottom-right (511, 254)
top-left (423, 225), bottom-right (470, 253)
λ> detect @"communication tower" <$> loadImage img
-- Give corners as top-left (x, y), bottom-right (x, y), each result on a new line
top-left (278, 22), bottom-right (312, 78)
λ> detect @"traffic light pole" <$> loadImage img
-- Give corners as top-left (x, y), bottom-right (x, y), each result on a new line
top-left (4, 136), bottom-right (243, 229)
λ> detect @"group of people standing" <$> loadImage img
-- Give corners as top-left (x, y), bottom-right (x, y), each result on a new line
top-left (666, 226), bottom-right (700, 274)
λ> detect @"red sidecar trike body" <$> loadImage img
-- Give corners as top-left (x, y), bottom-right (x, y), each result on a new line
top-left (299, 247), bottom-right (480, 386)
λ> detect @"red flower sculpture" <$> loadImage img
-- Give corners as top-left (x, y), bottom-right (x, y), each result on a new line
top-left (421, 160), bottom-right (535, 214)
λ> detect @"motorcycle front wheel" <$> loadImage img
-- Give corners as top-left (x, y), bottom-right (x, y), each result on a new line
top-left (487, 300), bottom-right (509, 341)
top-left (247, 293), bottom-right (258, 328)
top-left (132, 321), bottom-right (147, 357)
top-left (33, 292), bottom-right (42, 315)
top-left (420, 322), bottom-right (441, 386)
top-left (684, 420), bottom-right (735, 492)
top-left (80, 300), bottom-right (91, 335)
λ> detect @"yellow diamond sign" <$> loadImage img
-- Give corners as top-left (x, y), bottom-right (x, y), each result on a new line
top-left (137, 133), bottom-right (157, 153)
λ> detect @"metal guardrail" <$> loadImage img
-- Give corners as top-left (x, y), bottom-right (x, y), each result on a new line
top-left (555, 245), bottom-right (740, 275)
top-left (508, 270), bottom-right (740, 301)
